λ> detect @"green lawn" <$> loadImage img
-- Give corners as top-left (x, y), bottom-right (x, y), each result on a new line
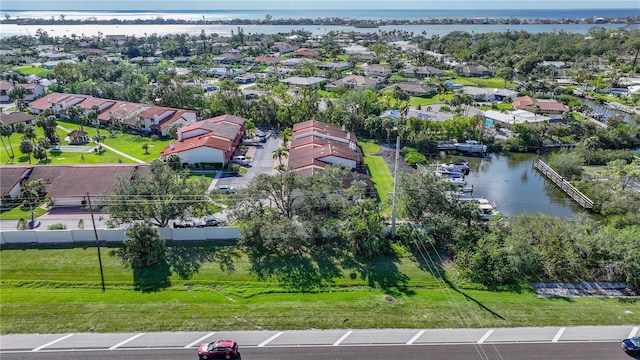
top-left (1, 245), bottom-right (638, 334)
top-left (13, 65), bottom-right (54, 77)
top-left (451, 76), bottom-right (515, 89)
top-left (359, 140), bottom-right (394, 204)
top-left (0, 204), bottom-right (48, 221)
top-left (57, 120), bottom-right (172, 162)
top-left (0, 126), bottom-right (134, 165)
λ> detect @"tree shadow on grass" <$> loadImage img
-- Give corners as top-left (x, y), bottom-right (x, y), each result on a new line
top-left (414, 249), bottom-right (505, 320)
top-left (165, 242), bottom-right (239, 280)
top-left (341, 253), bottom-right (415, 298)
top-left (246, 246), bottom-right (344, 291)
top-left (133, 261), bottom-right (172, 292)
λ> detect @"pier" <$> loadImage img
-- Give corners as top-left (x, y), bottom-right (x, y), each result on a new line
top-left (534, 159), bottom-right (594, 210)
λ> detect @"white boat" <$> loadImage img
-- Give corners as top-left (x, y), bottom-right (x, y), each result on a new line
top-left (456, 197), bottom-right (499, 220)
top-left (454, 140), bottom-right (487, 154)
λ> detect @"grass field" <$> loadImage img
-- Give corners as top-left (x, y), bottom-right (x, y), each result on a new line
top-left (359, 140), bottom-right (393, 204)
top-left (0, 204), bottom-right (48, 221)
top-left (13, 65), bottom-right (54, 77)
top-left (1, 245), bottom-right (638, 334)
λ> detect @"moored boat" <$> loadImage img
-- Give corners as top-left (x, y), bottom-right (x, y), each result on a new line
top-left (454, 140), bottom-right (487, 154)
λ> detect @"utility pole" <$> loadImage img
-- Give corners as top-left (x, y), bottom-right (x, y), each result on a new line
top-left (87, 193), bottom-right (106, 292)
top-left (391, 136), bottom-right (400, 238)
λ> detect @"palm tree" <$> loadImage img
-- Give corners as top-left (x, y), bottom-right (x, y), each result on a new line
top-left (0, 123), bottom-right (15, 159)
top-left (272, 146), bottom-right (289, 170)
top-left (280, 127), bottom-right (292, 149)
top-left (20, 179), bottom-right (44, 229)
top-left (8, 85), bottom-right (27, 111)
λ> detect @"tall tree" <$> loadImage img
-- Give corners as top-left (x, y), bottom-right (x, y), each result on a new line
top-left (20, 179), bottom-right (45, 229)
top-left (114, 222), bottom-right (167, 268)
top-left (8, 85), bottom-right (27, 111)
top-left (106, 160), bottom-right (209, 228)
top-left (0, 123), bottom-right (15, 159)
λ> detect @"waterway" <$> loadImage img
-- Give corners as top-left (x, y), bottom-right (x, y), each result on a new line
top-left (444, 152), bottom-right (585, 219)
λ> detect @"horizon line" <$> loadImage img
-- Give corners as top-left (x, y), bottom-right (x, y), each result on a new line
top-left (3, 7), bottom-right (639, 11)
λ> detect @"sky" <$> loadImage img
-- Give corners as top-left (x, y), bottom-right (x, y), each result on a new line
top-left (2, 0), bottom-right (638, 11)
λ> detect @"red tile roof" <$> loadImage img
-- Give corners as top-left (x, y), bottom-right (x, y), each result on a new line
top-left (160, 135), bottom-right (232, 156)
top-left (29, 93), bottom-right (73, 110)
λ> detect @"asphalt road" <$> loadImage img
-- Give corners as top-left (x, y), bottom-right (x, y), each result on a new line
top-left (1, 342), bottom-right (638, 360)
top-left (3, 326), bottom-right (639, 359)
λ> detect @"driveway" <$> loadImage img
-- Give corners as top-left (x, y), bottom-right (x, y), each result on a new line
top-left (213, 130), bottom-right (280, 191)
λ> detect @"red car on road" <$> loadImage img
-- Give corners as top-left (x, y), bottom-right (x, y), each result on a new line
top-left (198, 340), bottom-right (241, 360)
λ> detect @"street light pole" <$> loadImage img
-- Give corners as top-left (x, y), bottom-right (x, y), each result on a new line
top-left (86, 193), bottom-right (106, 292)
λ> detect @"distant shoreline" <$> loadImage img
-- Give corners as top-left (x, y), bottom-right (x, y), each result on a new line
top-left (1, 15), bottom-right (638, 27)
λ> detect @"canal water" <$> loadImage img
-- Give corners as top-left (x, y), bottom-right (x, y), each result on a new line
top-left (445, 152), bottom-right (585, 219)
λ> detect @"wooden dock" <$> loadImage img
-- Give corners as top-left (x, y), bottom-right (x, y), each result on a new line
top-left (534, 159), bottom-right (594, 210)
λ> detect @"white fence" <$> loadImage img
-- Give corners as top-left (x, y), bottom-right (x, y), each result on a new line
top-left (0, 227), bottom-right (241, 244)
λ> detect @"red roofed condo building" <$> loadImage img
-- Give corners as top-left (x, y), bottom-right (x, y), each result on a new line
top-left (29, 93), bottom-right (199, 136)
top-left (160, 114), bottom-right (246, 167)
top-left (289, 120), bottom-right (363, 174)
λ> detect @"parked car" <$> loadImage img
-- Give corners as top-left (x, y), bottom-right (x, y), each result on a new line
top-left (204, 217), bottom-right (223, 227)
top-left (218, 185), bottom-right (235, 194)
top-left (621, 337), bottom-right (640, 354)
top-left (232, 156), bottom-right (250, 165)
top-left (198, 339), bottom-right (241, 360)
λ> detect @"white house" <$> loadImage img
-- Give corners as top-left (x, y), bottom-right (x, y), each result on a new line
top-left (161, 114), bottom-right (246, 167)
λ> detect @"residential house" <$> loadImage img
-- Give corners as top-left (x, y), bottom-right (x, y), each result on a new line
top-left (401, 66), bottom-right (445, 78)
top-left (0, 166), bottom-right (32, 206)
top-left (160, 114), bottom-right (246, 167)
top-left (0, 111), bottom-right (36, 129)
top-left (0, 80), bottom-right (13, 103)
top-left (212, 52), bottom-right (245, 64)
top-left (22, 83), bottom-right (45, 101)
top-left (24, 164), bottom-right (151, 207)
top-left (280, 58), bottom-right (315, 68)
top-left (326, 75), bottom-right (380, 92)
top-left (484, 109), bottom-right (551, 127)
top-left (272, 42), bottom-right (299, 54)
top-left (318, 61), bottom-right (351, 71)
top-left (513, 96), bottom-right (569, 114)
top-left (362, 64), bottom-right (392, 77)
top-left (138, 106), bottom-right (199, 136)
top-left (343, 45), bottom-right (369, 54)
top-left (386, 82), bottom-right (436, 97)
top-left (293, 48), bottom-right (320, 58)
top-left (289, 120), bottom-right (363, 174)
top-left (280, 76), bottom-right (326, 88)
top-left (461, 87), bottom-right (518, 101)
top-left (456, 64), bottom-right (494, 77)
top-left (254, 56), bottom-right (282, 65)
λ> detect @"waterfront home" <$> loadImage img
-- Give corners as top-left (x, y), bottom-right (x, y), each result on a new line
top-left (513, 96), bottom-right (569, 114)
top-left (462, 87), bottom-right (518, 102)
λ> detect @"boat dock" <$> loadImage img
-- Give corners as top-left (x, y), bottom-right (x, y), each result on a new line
top-left (534, 159), bottom-right (594, 210)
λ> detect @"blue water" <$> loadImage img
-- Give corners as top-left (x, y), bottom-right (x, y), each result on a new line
top-left (3, 8), bottom-right (639, 21)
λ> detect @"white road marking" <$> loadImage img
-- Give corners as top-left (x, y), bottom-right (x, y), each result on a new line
top-left (477, 329), bottom-right (494, 344)
top-left (407, 330), bottom-right (425, 345)
top-left (629, 327), bottom-right (639, 339)
top-left (257, 332), bottom-right (283, 347)
top-left (552, 327), bottom-right (566, 342)
top-left (185, 332), bottom-right (216, 348)
top-left (108, 333), bottom-right (145, 350)
top-left (32, 334), bottom-right (74, 352)
top-left (333, 330), bottom-right (353, 346)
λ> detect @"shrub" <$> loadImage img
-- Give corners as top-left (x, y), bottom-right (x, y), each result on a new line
top-left (48, 223), bottom-right (67, 230)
